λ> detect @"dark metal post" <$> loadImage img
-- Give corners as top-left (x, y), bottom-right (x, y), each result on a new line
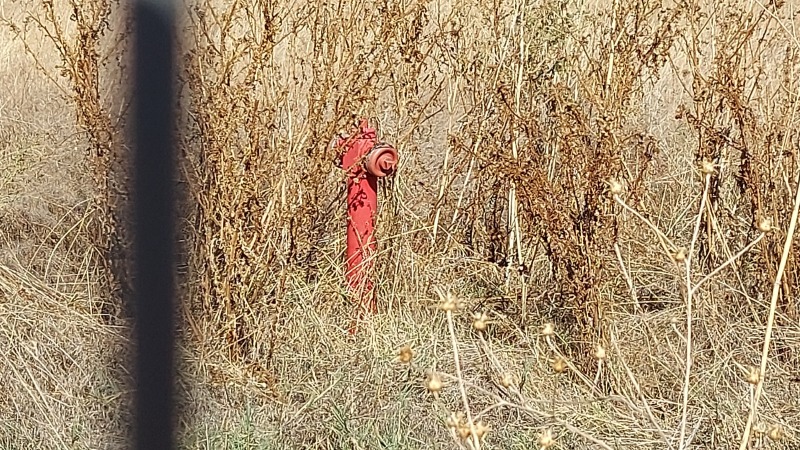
top-left (131, 0), bottom-right (176, 448)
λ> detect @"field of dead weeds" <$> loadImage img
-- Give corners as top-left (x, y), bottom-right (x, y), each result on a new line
top-left (1, 0), bottom-right (800, 448)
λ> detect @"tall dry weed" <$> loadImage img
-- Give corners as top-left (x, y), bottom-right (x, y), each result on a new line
top-left (4, 0), bottom-right (130, 319)
top-left (179, 0), bottom-right (441, 365)
top-left (676, 0), bottom-right (800, 325)
top-left (434, 0), bottom-right (682, 357)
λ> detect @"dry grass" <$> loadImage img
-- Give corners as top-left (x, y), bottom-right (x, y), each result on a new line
top-left (2, 0), bottom-right (800, 448)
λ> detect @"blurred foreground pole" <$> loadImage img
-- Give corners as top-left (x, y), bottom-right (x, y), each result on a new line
top-left (131, 0), bottom-right (176, 449)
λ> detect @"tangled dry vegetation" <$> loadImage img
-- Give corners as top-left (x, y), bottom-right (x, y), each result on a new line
top-left (1, 0), bottom-right (800, 448)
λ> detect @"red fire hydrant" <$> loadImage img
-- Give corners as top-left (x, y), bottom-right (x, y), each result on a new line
top-left (332, 119), bottom-right (398, 317)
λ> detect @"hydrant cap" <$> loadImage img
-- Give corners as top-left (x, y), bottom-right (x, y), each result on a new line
top-left (366, 144), bottom-right (398, 177)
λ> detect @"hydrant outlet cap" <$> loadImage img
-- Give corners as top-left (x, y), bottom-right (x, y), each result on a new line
top-left (366, 144), bottom-right (398, 177)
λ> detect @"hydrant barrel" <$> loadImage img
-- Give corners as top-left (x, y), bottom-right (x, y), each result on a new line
top-left (345, 175), bottom-right (378, 302)
top-left (333, 119), bottom-right (397, 316)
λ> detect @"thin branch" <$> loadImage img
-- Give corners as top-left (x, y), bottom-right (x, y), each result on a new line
top-left (614, 194), bottom-right (678, 265)
top-left (446, 310), bottom-right (480, 450)
top-left (679, 172), bottom-right (710, 450)
top-left (690, 233), bottom-right (765, 294)
top-left (738, 138), bottom-right (800, 450)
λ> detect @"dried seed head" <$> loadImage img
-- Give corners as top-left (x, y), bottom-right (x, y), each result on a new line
top-left (594, 344), bottom-right (607, 361)
top-left (446, 412), bottom-right (464, 429)
top-left (767, 424), bottom-right (783, 441)
top-left (538, 428), bottom-right (556, 448)
top-left (551, 356), bottom-right (567, 374)
top-left (398, 344), bottom-right (413, 364)
top-left (746, 366), bottom-right (760, 385)
top-left (472, 312), bottom-right (489, 331)
top-left (700, 159), bottom-right (715, 175)
top-left (757, 217), bottom-right (772, 233)
top-left (474, 421), bottom-right (489, 440)
top-left (542, 322), bottom-right (555, 336)
top-left (608, 179), bottom-right (624, 196)
top-left (426, 372), bottom-right (443, 393)
top-left (499, 372), bottom-right (515, 388)
top-left (438, 292), bottom-right (460, 312)
top-left (456, 424), bottom-right (471, 440)
top-left (673, 247), bottom-right (687, 263)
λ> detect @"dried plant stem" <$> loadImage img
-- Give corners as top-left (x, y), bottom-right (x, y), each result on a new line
top-left (556, 421), bottom-right (614, 450)
top-left (450, 146), bottom-right (478, 227)
top-left (678, 173), bottom-right (711, 450)
top-left (614, 242), bottom-right (640, 311)
top-left (545, 335), bottom-right (604, 398)
top-left (475, 329), bottom-right (618, 449)
top-left (610, 328), bottom-right (674, 449)
top-left (690, 233), bottom-right (765, 294)
top-left (604, 0), bottom-right (617, 96)
top-left (486, 399), bottom-right (615, 450)
top-left (430, 147), bottom-right (450, 247)
top-left (614, 194), bottom-right (677, 260)
top-left (738, 164), bottom-right (800, 449)
top-left (431, 73), bottom-right (458, 249)
top-left (446, 310), bottom-right (480, 449)
top-left (506, 0), bottom-right (527, 311)
top-left (615, 170), bottom-right (768, 449)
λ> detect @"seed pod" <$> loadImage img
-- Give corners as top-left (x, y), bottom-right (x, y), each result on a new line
top-left (673, 247), bottom-right (687, 263)
top-left (499, 372), bottom-right (515, 388)
top-left (539, 429), bottom-right (556, 448)
top-left (472, 312), bottom-right (489, 331)
top-left (438, 292), bottom-right (460, 312)
top-left (757, 218), bottom-right (772, 233)
top-left (474, 421), bottom-right (489, 440)
top-left (767, 424), bottom-right (783, 441)
top-left (608, 179), bottom-right (624, 195)
top-left (700, 159), bottom-right (715, 174)
top-left (426, 372), bottom-right (443, 393)
top-left (446, 412), bottom-right (464, 429)
top-left (398, 345), bottom-right (413, 364)
top-left (551, 356), bottom-right (567, 374)
top-left (594, 344), bottom-right (607, 361)
top-left (746, 366), bottom-right (760, 385)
